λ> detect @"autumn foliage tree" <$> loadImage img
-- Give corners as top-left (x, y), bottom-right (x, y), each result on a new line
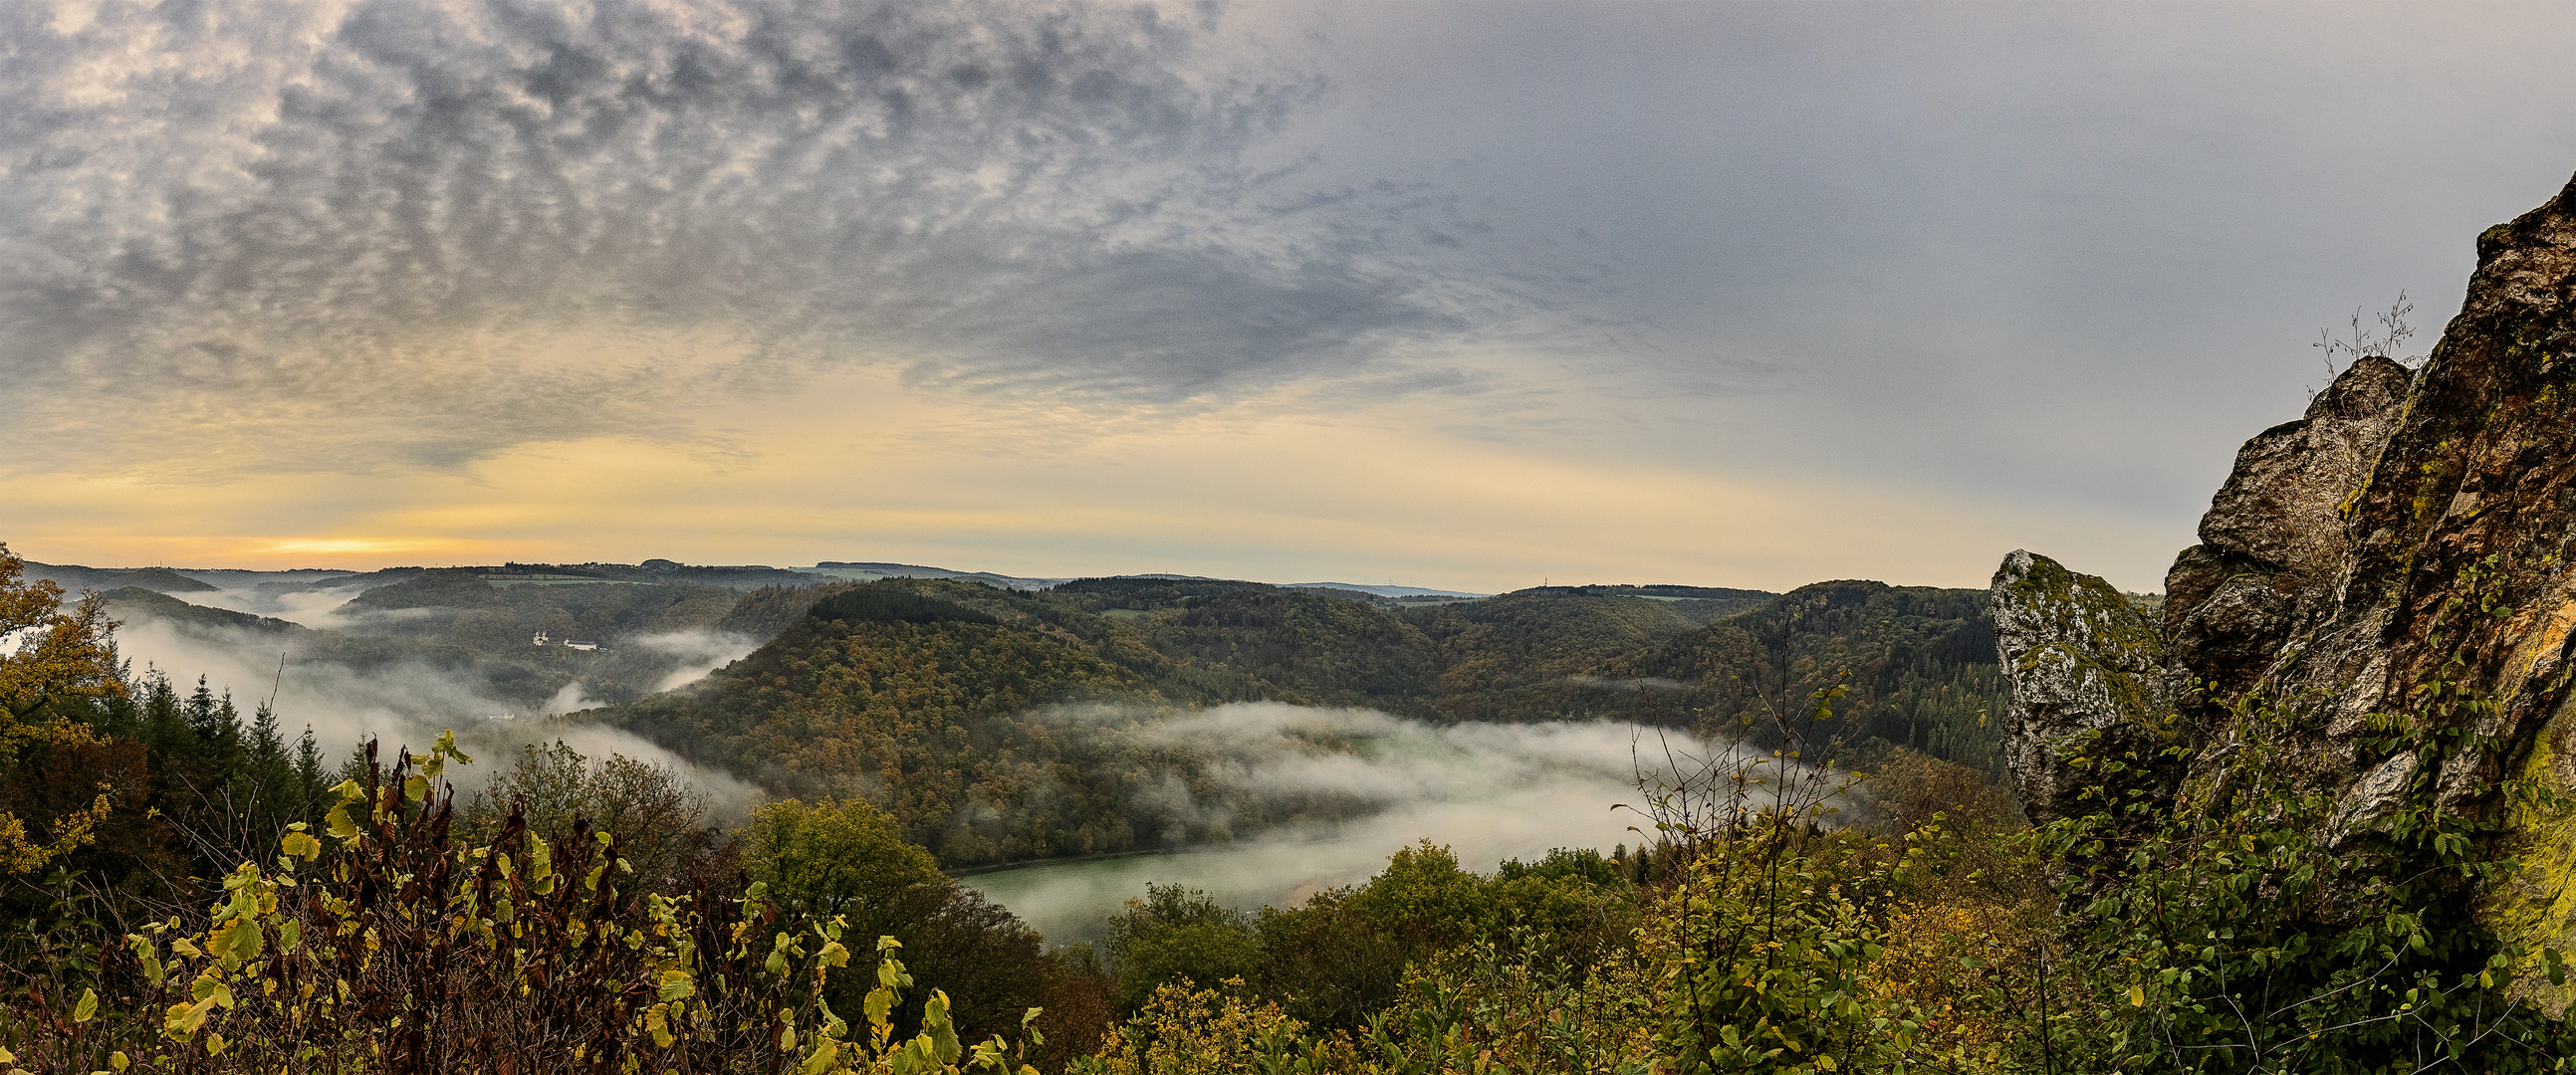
top-left (0, 542), bottom-right (126, 874)
top-left (2, 735), bottom-right (1048, 1074)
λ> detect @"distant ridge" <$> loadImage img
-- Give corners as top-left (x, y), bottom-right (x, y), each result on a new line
top-left (808, 562), bottom-right (1070, 590)
top-left (23, 553), bottom-right (1771, 608)
top-left (813, 562), bottom-right (1262, 591)
top-left (21, 561), bottom-right (222, 594)
top-left (1287, 582), bottom-right (1489, 599)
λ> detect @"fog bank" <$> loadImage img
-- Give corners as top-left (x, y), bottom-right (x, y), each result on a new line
top-left (111, 615), bottom-right (765, 818)
top-left (630, 629), bottom-right (763, 692)
top-left (966, 703), bottom-right (1731, 946)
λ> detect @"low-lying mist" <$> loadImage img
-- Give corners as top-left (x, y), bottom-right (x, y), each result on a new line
top-left (629, 629), bottom-right (764, 692)
top-left (965, 703), bottom-right (1738, 946)
top-left (112, 613), bottom-right (767, 822)
top-left (183, 581), bottom-right (378, 629)
top-left (108, 593), bottom-right (1756, 949)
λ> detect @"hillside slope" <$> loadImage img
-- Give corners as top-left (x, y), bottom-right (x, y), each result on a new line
top-left (1614, 580), bottom-right (2009, 770)
top-left (600, 575), bottom-right (2014, 866)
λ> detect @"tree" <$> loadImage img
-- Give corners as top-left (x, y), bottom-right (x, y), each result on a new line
top-left (744, 797), bottom-right (1060, 1046)
top-left (463, 740), bottom-right (728, 895)
top-left (0, 542), bottom-right (125, 873)
top-left (1103, 884), bottom-right (1264, 1015)
top-left (744, 796), bottom-right (949, 919)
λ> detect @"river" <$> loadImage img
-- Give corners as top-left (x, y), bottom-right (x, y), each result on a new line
top-left (959, 765), bottom-right (1658, 946)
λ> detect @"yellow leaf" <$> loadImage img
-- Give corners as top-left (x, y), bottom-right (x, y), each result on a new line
top-left (281, 831), bottom-right (323, 861)
top-left (73, 986), bottom-right (97, 1023)
top-left (800, 1037), bottom-right (839, 1075)
top-left (2129, 984), bottom-right (2146, 1007)
top-left (164, 999), bottom-right (208, 1035)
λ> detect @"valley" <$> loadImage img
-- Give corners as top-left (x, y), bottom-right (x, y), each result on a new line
top-left (16, 551), bottom-right (2017, 938)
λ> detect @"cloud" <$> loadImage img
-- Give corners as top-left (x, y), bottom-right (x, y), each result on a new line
top-left (27, 2), bottom-right (2576, 595)
top-left (0, 0), bottom-right (1482, 481)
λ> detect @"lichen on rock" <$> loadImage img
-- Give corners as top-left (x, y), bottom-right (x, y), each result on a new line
top-left (2165, 355), bottom-right (2413, 699)
top-left (1994, 169), bottom-right (2576, 982)
top-left (1988, 549), bottom-right (2181, 825)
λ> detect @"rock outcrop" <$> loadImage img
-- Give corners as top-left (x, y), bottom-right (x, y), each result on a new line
top-left (1989, 550), bottom-right (2179, 826)
top-left (1992, 170), bottom-right (2576, 965)
top-left (2163, 355), bottom-right (2413, 700)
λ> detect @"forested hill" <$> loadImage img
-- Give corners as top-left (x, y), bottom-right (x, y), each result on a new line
top-left (1603, 580), bottom-right (2011, 770)
top-left (600, 575), bottom-right (2012, 866)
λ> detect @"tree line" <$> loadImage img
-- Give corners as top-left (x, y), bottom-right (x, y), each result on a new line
top-left (10, 543), bottom-right (2576, 1070)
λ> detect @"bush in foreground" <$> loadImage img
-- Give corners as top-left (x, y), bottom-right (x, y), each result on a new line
top-left (0, 735), bottom-right (1042, 1075)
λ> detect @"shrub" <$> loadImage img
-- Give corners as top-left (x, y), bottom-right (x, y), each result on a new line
top-left (0, 735), bottom-right (1043, 1075)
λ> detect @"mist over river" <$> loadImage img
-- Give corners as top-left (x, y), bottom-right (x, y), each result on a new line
top-left (959, 706), bottom-right (1713, 946)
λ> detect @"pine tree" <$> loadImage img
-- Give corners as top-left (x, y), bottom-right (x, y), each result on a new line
top-left (243, 701), bottom-right (295, 835)
top-left (211, 688), bottom-right (245, 767)
top-left (139, 668), bottom-right (188, 757)
top-left (183, 676), bottom-right (219, 745)
top-left (294, 724), bottom-right (327, 823)
top-left (249, 701), bottom-right (284, 767)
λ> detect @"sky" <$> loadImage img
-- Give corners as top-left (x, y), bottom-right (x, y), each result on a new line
top-left (6, 0), bottom-right (2576, 594)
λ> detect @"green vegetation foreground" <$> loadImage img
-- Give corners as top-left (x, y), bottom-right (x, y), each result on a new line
top-left (10, 544), bottom-right (2576, 1072)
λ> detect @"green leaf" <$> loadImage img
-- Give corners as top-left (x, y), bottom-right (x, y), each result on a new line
top-left (925, 989), bottom-right (961, 1064)
top-left (209, 916), bottom-right (262, 968)
top-left (190, 974), bottom-right (236, 1010)
top-left (125, 935), bottom-right (163, 987)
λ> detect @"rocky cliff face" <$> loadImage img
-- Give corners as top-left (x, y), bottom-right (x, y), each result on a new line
top-left (1993, 170), bottom-right (2576, 963)
top-left (1989, 550), bottom-right (2180, 827)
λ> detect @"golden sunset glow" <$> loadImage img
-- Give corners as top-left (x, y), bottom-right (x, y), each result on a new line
top-left (8, 0), bottom-right (2570, 592)
top-left (3, 362), bottom-right (2174, 588)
